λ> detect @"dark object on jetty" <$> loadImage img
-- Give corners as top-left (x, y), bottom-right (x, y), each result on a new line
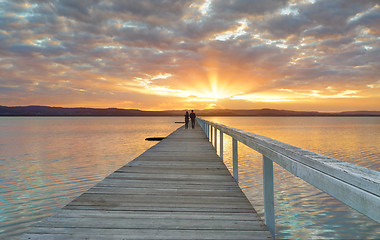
top-left (145, 137), bottom-right (165, 141)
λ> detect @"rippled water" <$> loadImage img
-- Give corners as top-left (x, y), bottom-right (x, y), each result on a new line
top-left (0, 116), bottom-right (379, 239)
top-left (203, 116), bottom-right (380, 239)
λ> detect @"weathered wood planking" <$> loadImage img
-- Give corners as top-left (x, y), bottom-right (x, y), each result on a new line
top-left (21, 122), bottom-right (272, 240)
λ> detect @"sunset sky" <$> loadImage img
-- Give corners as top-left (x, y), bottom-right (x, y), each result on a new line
top-left (1, 0), bottom-right (379, 111)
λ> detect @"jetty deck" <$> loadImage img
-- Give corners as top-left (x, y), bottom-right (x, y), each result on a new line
top-left (21, 123), bottom-right (272, 240)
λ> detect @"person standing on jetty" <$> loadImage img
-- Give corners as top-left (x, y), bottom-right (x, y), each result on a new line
top-left (190, 110), bottom-right (196, 129)
top-left (184, 111), bottom-right (190, 129)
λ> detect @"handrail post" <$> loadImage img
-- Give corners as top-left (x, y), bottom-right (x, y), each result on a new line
top-left (219, 130), bottom-right (223, 160)
top-left (214, 127), bottom-right (217, 148)
top-left (206, 123), bottom-right (209, 139)
top-left (210, 125), bottom-right (213, 143)
top-left (263, 155), bottom-right (275, 238)
top-left (232, 138), bottom-right (238, 183)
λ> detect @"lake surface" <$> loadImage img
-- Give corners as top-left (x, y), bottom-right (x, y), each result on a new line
top-left (0, 116), bottom-right (379, 239)
top-left (203, 117), bottom-right (380, 239)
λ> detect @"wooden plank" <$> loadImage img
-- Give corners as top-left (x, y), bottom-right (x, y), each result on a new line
top-left (96, 178), bottom-right (239, 186)
top-left (128, 161), bottom-right (226, 168)
top-left (21, 230), bottom-right (272, 240)
top-left (116, 166), bottom-right (231, 174)
top-left (107, 172), bottom-right (236, 180)
top-left (34, 218), bottom-right (266, 231)
top-left (63, 205), bottom-right (258, 213)
top-left (48, 209), bottom-right (262, 220)
top-left (86, 186), bottom-right (245, 197)
top-left (21, 122), bottom-right (272, 239)
top-left (95, 181), bottom-right (240, 190)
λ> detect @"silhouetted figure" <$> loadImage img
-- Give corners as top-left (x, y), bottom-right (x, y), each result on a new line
top-left (190, 110), bottom-right (196, 129)
top-left (184, 111), bottom-right (190, 129)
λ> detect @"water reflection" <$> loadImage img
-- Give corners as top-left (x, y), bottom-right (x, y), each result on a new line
top-left (205, 116), bottom-right (380, 239)
top-left (0, 117), bottom-right (179, 239)
top-left (1, 116), bottom-right (379, 239)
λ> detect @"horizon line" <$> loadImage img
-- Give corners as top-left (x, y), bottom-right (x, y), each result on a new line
top-left (1, 105), bottom-right (379, 115)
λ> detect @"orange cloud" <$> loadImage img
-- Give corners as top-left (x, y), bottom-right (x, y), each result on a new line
top-left (0, 1), bottom-right (379, 111)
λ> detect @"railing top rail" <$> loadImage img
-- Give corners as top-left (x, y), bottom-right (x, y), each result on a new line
top-left (199, 118), bottom-right (380, 197)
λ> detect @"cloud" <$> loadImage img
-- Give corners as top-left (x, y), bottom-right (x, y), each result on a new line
top-left (260, 13), bottom-right (312, 39)
top-left (0, 0), bottom-right (379, 110)
top-left (348, 5), bottom-right (380, 34)
top-left (211, 0), bottom-right (289, 19)
top-left (320, 37), bottom-right (354, 48)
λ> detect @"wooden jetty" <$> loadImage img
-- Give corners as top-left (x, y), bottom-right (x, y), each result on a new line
top-left (21, 122), bottom-right (272, 240)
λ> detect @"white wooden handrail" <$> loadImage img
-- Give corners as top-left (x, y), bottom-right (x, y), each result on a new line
top-left (197, 118), bottom-right (380, 238)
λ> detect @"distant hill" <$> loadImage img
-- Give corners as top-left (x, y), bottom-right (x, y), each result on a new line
top-left (0, 105), bottom-right (177, 116)
top-left (1, 105), bottom-right (379, 116)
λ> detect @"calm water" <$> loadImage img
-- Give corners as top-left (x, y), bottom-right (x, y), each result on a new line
top-left (0, 117), bottom-right (179, 239)
top-left (203, 116), bottom-right (380, 239)
top-left (0, 117), bottom-right (379, 239)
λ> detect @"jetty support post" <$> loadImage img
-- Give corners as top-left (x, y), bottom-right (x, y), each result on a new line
top-left (209, 125), bottom-right (213, 144)
top-left (263, 155), bottom-right (275, 237)
top-left (214, 127), bottom-right (217, 148)
top-left (232, 138), bottom-right (238, 183)
top-left (219, 130), bottom-right (223, 160)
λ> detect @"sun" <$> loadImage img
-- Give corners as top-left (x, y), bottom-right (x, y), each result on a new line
top-left (204, 66), bottom-right (234, 101)
top-left (191, 80), bottom-right (234, 102)
top-left (209, 87), bottom-right (231, 100)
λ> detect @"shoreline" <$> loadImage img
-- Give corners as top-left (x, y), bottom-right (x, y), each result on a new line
top-left (1, 106), bottom-right (380, 117)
